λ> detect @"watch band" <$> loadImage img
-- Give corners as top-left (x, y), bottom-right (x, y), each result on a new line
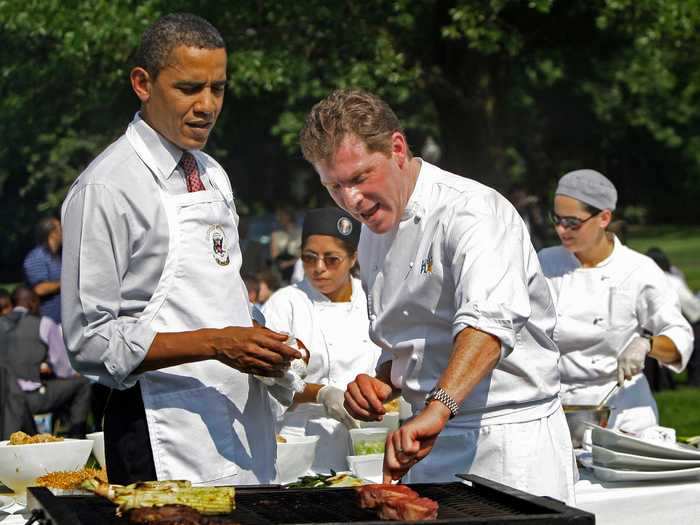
top-left (425, 387), bottom-right (459, 419)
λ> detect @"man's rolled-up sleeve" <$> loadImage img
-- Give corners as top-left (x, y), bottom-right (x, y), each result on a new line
top-left (446, 203), bottom-right (532, 359)
top-left (61, 183), bottom-right (155, 389)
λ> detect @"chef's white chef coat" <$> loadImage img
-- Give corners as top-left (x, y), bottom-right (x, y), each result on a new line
top-left (262, 277), bottom-right (381, 473)
top-left (359, 160), bottom-right (575, 504)
top-left (539, 237), bottom-right (694, 432)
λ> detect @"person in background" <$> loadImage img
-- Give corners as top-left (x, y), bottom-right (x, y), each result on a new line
top-left (270, 207), bottom-right (302, 283)
top-left (300, 89), bottom-right (575, 504)
top-left (256, 269), bottom-right (281, 306)
top-left (262, 207), bottom-right (381, 472)
top-left (538, 170), bottom-right (694, 432)
top-left (507, 184), bottom-right (548, 251)
top-left (61, 13), bottom-right (300, 485)
top-left (646, 247), bottom-right (700, 387)
top-left (238, 216), bottom-right (270, 276)
top-left (1, 287), bottom-right (91, 437)
top-left (23, 216), bottom-right (62, 323)
top-left (0, 290), bottom-right (12, 316)
top-left (242, 273), bottom-right (261, 305)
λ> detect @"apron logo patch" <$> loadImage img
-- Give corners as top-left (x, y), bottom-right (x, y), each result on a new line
top-left (420, 254), bottom-right (433, 275)
top-left (207, 224), bottom-right (230, 266)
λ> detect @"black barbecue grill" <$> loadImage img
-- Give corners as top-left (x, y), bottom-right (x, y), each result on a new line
top-left (25, 475), bottom-right (594, 524)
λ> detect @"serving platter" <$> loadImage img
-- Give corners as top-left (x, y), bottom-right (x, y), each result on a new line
top-left (592, 463), bottom-right (700, 482)
top-left (592, 444), bottom-right (700, 471)
top-left (591, 425), bottom-right (700, 460)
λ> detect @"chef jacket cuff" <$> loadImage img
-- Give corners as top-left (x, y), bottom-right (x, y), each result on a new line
top-left (102, 324), bottom-right (156, 389)
top-left (452, 316), bottom-right (516, 362)
top-left (657, 327), bottom-right (694, 373)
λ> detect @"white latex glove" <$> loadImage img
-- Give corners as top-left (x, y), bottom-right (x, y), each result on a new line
top-left (617, 336), bottom-right (651, 386)
top-left (316, 385), bottom-right (360, 430)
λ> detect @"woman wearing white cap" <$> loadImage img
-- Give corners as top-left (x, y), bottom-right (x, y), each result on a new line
top-left (262, 207), bottom-right (381, 473)
top-left (538, 170), bottom-right (693, 433)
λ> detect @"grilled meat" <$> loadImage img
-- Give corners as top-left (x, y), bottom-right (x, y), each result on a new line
top-left (128, 505), bottom-right (241, 525)
top-left (357, 484), bottom-right (438, 521)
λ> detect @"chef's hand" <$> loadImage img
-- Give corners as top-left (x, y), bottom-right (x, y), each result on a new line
top-left (316, 385), bottom-right (360, 429)
top-left (344, 374), bottom-right (393, 421)
top-left (383, 403), bottom-right (450, 483)
top-left (214, 326), bottom-right (302, 377)
top-left (617, 336), bottom-right (651, 386)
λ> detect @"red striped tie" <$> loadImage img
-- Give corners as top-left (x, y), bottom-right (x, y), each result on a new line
top-left (180, 152), bottom-right (205, 192)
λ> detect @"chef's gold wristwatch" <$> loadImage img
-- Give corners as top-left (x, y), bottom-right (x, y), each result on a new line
top-left (425, 387), bottom-right (459, 419)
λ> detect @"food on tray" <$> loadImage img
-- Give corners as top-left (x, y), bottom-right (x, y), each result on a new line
top-left (285, 472), bottom-right (364, 488)
top-left (36, 468), bottom-right (107, 489)
top-left (357, 483), bottom-right (439, 521)
top-left (276, 434), bottom-right (287, 443)
top-left (82, 477), bottom-right (235, 516)
top-left (354, 439), bottom-right (385, 455)
top-left (8, 431), bottom-right (64, 445)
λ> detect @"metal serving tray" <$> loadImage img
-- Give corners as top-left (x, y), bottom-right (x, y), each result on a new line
top-left (26, 475), bottom-right (594, 524)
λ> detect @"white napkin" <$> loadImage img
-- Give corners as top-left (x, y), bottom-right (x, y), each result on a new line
top-left (638, 425), bottom-right (677, 445)
top-left (255, 335), bottom-right (308, 394)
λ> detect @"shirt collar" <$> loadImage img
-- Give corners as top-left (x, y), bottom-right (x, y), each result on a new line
top-left (130, 112), bottom-right (185, 180)
top-left (400, 158), bottom-right (428, 223)
top-left (594, 234), bottom-right (622, 268)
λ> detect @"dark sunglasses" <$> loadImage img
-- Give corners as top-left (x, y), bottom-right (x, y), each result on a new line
top-left (301, 252), bottom-right (346, 269)
top-left (549, 211), bottom-right (600, 231)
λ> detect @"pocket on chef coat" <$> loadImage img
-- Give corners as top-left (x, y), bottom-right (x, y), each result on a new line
top-left (145, 385), bottom-right (240, 483)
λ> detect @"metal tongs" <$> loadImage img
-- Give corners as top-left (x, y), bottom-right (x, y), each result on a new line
top-left (596, 382), bottom-right (620, 410)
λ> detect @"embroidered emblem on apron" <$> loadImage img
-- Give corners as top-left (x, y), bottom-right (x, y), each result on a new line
top-left (207, 224), bottom-right (230, 266)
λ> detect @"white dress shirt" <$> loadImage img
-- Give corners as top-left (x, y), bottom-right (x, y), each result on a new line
top-left (359, 160), bottom-right (562, 428)
top-left (61, 114), bottom-right (217, 389)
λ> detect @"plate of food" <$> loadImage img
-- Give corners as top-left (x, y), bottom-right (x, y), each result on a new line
top-left (592, 445), bottom-right (700, 471)
top-left (591, 426), bottom-right (700, 460)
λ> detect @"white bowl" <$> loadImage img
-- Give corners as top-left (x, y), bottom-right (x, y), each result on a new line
top-left (275, 434), bottom-right (319, 484)
top-left (0, 439), bottom-right (94, 494)
top-left (85, 432), bottom-right (106, 470)
top-left (359, 412), bottom-right (400, 431)
top-left (349, 427), bottom-right (388, 456)
top-left (347, 453), bottom-right (383, 482)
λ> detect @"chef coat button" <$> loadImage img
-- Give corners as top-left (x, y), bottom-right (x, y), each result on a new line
top-left (402, 310), bottom-right (409, 316)
top-left (370, 314), bottom-right (377, 320)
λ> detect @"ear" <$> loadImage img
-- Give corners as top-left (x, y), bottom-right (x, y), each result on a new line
top-left (599, 209), bottom-right (613, 229)
top-left (130, 67), bottom-right (152, 103)
top-left (390, 131), bottom-right (410, 168)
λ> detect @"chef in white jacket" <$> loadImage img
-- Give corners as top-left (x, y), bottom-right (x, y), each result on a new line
top-left (263, 207), bottom-right (381, 473)
top-left (299, 90), bottom-right (575, 504)
top-left (538, 170), bottom-right (694, 433)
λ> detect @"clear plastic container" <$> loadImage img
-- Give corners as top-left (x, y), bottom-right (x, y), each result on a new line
top-left (349, 427), bottom-right (389, 456)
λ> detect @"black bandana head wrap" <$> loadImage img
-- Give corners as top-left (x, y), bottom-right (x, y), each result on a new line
top-left (301, 207), bottom-right (361, 251)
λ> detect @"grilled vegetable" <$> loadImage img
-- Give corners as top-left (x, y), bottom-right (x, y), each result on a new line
top-left (81, 476), bottom-right (235, 515)
top-left (285, 472), bottom-right (364, 488)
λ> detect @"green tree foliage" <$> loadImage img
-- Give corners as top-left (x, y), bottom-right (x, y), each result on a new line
top-left (1, 1), bottom-right (699, 279)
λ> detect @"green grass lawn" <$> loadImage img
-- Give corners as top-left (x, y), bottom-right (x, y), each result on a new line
top-left (656, 385), bottom-right (700, 438)
top-left (626, 225), bottom-right (700, 290)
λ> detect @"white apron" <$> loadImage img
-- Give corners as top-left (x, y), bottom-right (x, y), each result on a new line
top-left (278, 283), bottom-right (378, 473)
top-left (554, 270), bottom-right (658, 433)
top-left (126, 127), bottom-right (276, 485)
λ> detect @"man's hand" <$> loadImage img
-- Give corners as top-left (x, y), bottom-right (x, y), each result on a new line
top-left (213, 326), bottom-right (302, 376)
top-left (344, 374), bottom-right (394, 421)
top-left (317, 385), bottom-right (359, 429)
top-left (617, 336), bottom-right (651, 386)
top-left (382, 403), bottom-right (450, 482)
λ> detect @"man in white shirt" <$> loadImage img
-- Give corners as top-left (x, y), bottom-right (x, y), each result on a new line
top-left (62, 13), bottom-right (300, 485)
top-left (299, 90), bottom-right (575, 503)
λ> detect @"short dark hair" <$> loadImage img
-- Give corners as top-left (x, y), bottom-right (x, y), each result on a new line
top-left (582, 203), bottom-right (603, 216)
top-left (11, 286), bottom-right (36, 308)
top-left (35, 216), bottom-right (58, 246)
top-left (134, 13), bottom-right (226, 78)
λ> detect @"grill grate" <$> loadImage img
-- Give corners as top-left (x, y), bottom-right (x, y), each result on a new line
top-left (27, 477), bottom-right (594, 525)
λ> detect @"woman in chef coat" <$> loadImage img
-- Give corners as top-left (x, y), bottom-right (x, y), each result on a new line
top-left (538, 170), bottom-right (693, 433)
top-left (262, 207), bottom-right (381, 472)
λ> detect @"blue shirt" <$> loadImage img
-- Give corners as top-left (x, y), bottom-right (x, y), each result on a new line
top-left (23, 245), bottom-right (62, 322)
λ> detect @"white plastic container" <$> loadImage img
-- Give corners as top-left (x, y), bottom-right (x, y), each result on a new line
top-left (347, 453), bottom-right (383, 482)
top-left (86, 431), bottom-right (106, 470)
top-left (349, 427), bottom-right (388, 456)
top-left (359, 412), bottom-right (400, 431)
